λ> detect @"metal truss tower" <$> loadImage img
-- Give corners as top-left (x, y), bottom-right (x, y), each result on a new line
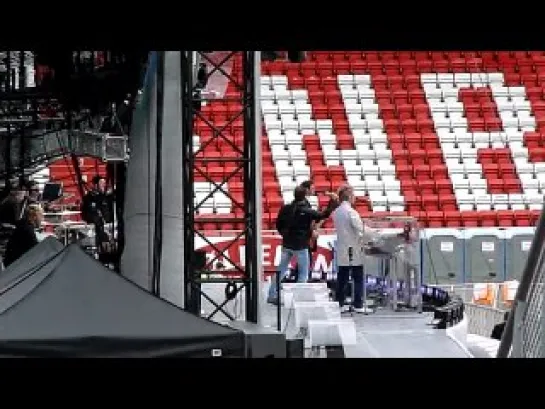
top-left (180, 51), bottom-right (262, 323)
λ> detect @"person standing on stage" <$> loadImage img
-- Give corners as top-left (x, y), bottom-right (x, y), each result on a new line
top-left (81, 175), bottom-right (114, 262)
top-left (267, 186), bottom-right (337, 305)
top-left (3, 204), bottom-right (43, 267)
top-left (0, 180), bottom-right (39, 226)
top-left (299, 180), bottom-right (335, 280)
top-left (332, 185), bottom-right (367, 313)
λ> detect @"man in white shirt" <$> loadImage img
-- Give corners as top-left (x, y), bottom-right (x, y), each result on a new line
top-left (332, 185), bottom-right (368, 313)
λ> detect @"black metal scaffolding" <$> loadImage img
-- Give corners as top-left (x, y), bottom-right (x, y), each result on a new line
top-left (181, 51), bottom-right (261, 323)
top-left (1, 50), bottom-right (33, 187)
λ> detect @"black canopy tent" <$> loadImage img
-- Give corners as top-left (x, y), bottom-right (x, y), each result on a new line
top-left (0, 238), bottom-right (244, 357)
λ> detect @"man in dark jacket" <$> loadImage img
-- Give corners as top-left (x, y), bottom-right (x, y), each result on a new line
top-left (300, 180), bottom-right (314, 208)
top-left (267, 186), bottom-right (337, 305)
top-left (3, 204), bottom-right (43, 267)
top-left (81, 176), bottom-right (114, 262)
top-left (297, 180), bottom-right (317, 280)
top-left (0, 181), bottom-right (40, 226)
top-left (81, 176), bottom-right (113, 225)
top-left (0, 189), bottom-right (23, 226)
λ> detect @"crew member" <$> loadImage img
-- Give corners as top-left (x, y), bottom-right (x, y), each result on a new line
top-left (299, 180), bottom-right (316, 280)
top-left (20, 180), bottom-right (40, 216)
top-left (197, 62), bottom-right (208, 89)
top-left (81, 175), bottom-right (114, 262)
top-left (399, 222), bottom-right (416, 243)
top-left (3, 204), bottom-right (43, 267)
top-left (267, 186), bottom-right (337, 305)
top-left (0, 188), bottom-right (23, 226)
top-left (332, 185), bottom-right (367, 313)
top-left (0, 180), bottom-right (38, 226)
top-left (299, 180), bottom-right (328, 281)
top-left (193, 87), bottom-right (202, 113)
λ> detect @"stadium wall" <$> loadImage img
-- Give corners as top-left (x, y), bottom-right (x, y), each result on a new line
top-left (195, 226), bottom-right (535, 284)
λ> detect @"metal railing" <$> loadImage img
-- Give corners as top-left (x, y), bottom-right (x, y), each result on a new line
top-left (433, 284), bottom-right (508, 338)
top-left (498, 203), bottom-right (545, 358)
top-left (434, 283), bottom-right (513, 310)
top-left (464, 303), bottom-right (506, 338)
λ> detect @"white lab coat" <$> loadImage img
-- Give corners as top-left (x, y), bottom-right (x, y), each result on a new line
top-left (332, 201), bottom-right (367, 267)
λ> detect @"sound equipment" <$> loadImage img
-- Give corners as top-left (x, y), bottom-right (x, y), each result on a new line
top-left (42, 182), bottom-right (63, 202)
top-left (325, 346), bottom-right (345, 358)
top-left (227, 321), bottom-right (287, 358)
top-left (103, 134), bottom-right (129, 162)
top-left (286, 337), bottom-right (305, 358)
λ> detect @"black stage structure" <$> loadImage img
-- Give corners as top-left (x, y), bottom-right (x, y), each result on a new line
top-left (180, 52), bottom-right (263, 324)
top-left (0, 50), bottom-right (146, 269)
top-left (0, 237), bottom-right (244, 358)
top-left (1, 50), bottom-right (264, 325)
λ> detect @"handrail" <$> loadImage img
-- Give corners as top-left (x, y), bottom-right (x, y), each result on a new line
top-left (497, 201), bottom-right (545, 357)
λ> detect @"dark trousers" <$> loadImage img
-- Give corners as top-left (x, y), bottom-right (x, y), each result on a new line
top-left (336, 265), bottom-right (364, 309)
top-left (308, 248), bottom-right (313, 279)
top-left (94, 221), bottom-right (111, 263)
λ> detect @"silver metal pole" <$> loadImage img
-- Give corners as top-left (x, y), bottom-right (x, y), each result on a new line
top-left (498, 198), bottom-right (545, 357)
top-left (541, 289), bottom-right (545, 358)
top-left (392, 257), bottom-right (398, 311)
top-left (512, 300), bottom-right (526, 358)
top-left (361, 248), bottom-right (368, 313)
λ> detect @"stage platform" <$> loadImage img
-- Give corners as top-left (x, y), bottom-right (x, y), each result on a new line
top-left (200, 283), bottom-right (470, 358)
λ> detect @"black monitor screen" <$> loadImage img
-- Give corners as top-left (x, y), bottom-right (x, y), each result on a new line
top-left (42, 182), bottom-right (62, 202)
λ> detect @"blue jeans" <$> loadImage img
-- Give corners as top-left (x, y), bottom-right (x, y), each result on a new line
top-left (268, 247), bottom-right (309, 299)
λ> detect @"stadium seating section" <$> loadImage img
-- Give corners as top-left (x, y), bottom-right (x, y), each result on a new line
top-left (48, 157), bottom-right (106, 207)
top-left (51, 51), bottom-right (545, 229)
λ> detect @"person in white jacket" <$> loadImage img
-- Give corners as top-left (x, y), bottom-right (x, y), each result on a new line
top-left (332, 185), bottom-right (370, 313)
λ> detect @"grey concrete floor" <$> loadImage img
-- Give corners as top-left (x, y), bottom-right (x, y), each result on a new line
top-left (200, 282), bottom-right (469, 358)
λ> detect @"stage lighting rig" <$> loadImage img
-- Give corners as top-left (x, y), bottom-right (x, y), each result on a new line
top-left (33, 51), bottom-right (148, 116)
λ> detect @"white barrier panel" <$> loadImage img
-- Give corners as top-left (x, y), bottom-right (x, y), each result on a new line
top-left (308, 319), bottom-right (358, 347)
top-left (281, 283), bottom-right (330, 305)
top-left (294, 301), bottom-right (341, 330)
top-left (445, 317), bottom-right (472, 357)
top-left (466, 334), bottom-right (500, 358)
top-left (282, 282), bottom-right (330, 306)
top-left (465, 303), bottom-right (507, 337)
top-left (282, 283), bottom-right (329, 291)
top-left (283, 291), bottom-right (330, 307)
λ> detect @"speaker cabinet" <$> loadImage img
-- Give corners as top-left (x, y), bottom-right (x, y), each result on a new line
top-left (227, 321), bottom-right (287, 358)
